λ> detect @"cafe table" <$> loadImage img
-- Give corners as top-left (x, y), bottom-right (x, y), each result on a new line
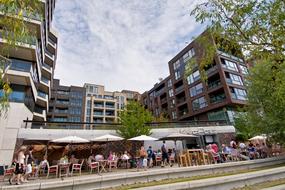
top-left (99, 160), bottom-right (108, 173)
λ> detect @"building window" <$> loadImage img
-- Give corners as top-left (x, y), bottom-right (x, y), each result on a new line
top-left (175, 71), bottom-right (181, 80)
top-left (168, 89), bottom-right (174, 97)
top-left (190, 83), bottom-right (203, 97)
top-left (69, 117), bottom-right (81, 122)
top-left (183, 48), bottom-right (195, 63)
top-left (240, 65), bottom-right (248, 74)
top-left (192, 96), bottom-right (207, 111)
top-left (231, 88), bottom-right (247, 100)
top-left (173, 60), bottom-right (180, 70)
top-left (229, 73), bottom-right (243, 85)
top-left (172, 111), bottom-right (177, 119)
top-left (167, 79), bottom-right (172, 87)
top-left (187, 70), bottom-right (200, 84)
top-left (222, 59), bottom-right (238, 71)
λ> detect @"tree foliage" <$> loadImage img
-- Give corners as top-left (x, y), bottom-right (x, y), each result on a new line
top-left (0, 0), bottom-right (42, 115)
top-left (191, 0), bottom-right (285, 143)
top-left (117, 101), bottom-right (153, 139)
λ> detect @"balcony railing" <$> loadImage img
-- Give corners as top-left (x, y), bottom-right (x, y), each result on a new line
top-left (38, 91), bottom-right (47, 99)
top-left (54, 109), bottom-right (69, 114)
top-left (175, 86), bottom-right (184, 93)
top-left (176, 97), bottom-right (186, 104)
top-left (48, 37), bottom-right (56, 46)
top-left (210, 94), bottom-right (226, 104)
top-left (41, 77), bottom-right (49, 84)
top-left (94, 112), bottom-right (104, 116)
top-left (206, 65), bottom-right (218, 75)
top-left (208, 80), bottom-right (222, 89)
top-left (105, 105), bottom-right (115, 109)
top-left (56, 100), bottom-right (69, 105)
top-left (94, 104), bottom-right (104, 108)
top-left (217, 50), bottom-right (244, 63)
top-left (34, 107), bottom-right (44, 115)
top-left (45, 49), bottom-right (54, 59)
top-left (42, 62), bottom-right (51, 70)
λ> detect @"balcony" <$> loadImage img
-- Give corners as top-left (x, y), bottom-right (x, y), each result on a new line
top-left (175, 85), bottom-right (184, 94)
top-left (47, 37), bottom-right (56, 54)
top-left (155, 88), bottom-right (165, 97)
top-left (94, 104), bottom-right (104, 108)
top-left (54, 109), bottom-right (69, 114)
top-left (94, 112), bottom-right (104, 116)
top-left (217, 50), bottom-right (244, 63)
top-left (56, 100), bottom-right (69, 105)
top-left (206, 65), bottom-right (218, 75)
top-left (210, 93), bottom-right (226, 104)
top-left (178, 109), bottom-right (189, 117)
top-left (176, 97), bottom-right (186, 105)
top-left (208, 80), bottom-right (222, 90)
top-left (44, 48), bottom-right (54, 66)
top-left (105, 104), bottom-right (115, 109)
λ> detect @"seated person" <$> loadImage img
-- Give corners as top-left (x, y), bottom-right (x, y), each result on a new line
top-left (95, 154), bottom-right (104, 162)
top-left (248, 143), bottom-right (256, 160)
top-left (39, 155), bottom-right (48, 174)
top-left (88, 154), bottom-right (96, 165)
top-left (121, 151), bottom-right (130, 160)
top-left (221, 144), bottom-right (231, 162)
top-left (69, 154), bottom-right (78, 164)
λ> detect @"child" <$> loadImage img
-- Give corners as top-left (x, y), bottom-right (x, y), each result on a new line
top-left (142, 156), bottom-right (148, 171)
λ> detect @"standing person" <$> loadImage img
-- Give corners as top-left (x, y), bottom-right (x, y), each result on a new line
top-left (9, 146), bottom-right (26, 185)
top-left (230, 139), bottom-right (237, 149)
top-left (161, 141), bottom-right (169, 167)
top-left (138, 146), bottom-right (147, 170)
top-left (24, 146), bottom-right (35, 181)
top-left (147, 146), bottom-right (153, 167)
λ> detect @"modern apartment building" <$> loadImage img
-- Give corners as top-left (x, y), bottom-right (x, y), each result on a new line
top-left (141, 31), bottom-right (248, 123)
top-left (84, 83), bottom-right (140, 124)
top-left (47, 79), bottom-right (85, 127)
top-left (0, 1), bottom-right (57, 165)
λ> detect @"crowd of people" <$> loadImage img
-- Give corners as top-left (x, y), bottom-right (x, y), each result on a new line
top-left (204, 139), bottom-right (277, 164)
top-left (5, 140), bottom-right (282, 185)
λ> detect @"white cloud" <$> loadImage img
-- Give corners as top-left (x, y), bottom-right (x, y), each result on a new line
top-left (53, 0), bottom-right (204, 93)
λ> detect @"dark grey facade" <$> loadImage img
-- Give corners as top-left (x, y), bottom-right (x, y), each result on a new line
top-left (47, 79), bottom-right (86, 126)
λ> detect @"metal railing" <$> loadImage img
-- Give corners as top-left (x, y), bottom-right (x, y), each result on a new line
top-left (22, 120), bottom-right (230, 130)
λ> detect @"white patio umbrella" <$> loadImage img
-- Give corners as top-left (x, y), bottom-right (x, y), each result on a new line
top-left (92, 134), bottom-right (124, 142)
top-left (129, 135), bottom-right (158, 141)
top-left (249, 135), bottom-right (267, 141)
top-left (51, 136), bottom-right (89, 143)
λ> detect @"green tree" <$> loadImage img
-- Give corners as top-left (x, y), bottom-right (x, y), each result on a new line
top-left (117, 101), bottom-right (153, 139)
top-left (190, 0), bottom-right (285, 143)
top-left (0, 0), bottom-right (42, 115)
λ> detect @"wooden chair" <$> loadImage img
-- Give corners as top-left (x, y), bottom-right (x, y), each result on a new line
top-left (89, 162), bottom-right (99, 174)
top-left (71, 159), bottom-right (84, 176)
top-left (108, 160), bottom-right (118, 172)
top-left (46, 162), bottom-right (58, 178)
top-left (203, 153), bottom-right (211, 165)
top-left (155, 156), bottom-right (162, 166)
top-left (169, 155), bottom-right (175, 164)
top-left (179, 154), bottom-right (188, 167)
top-left (3, 167), bottom-right (14, 181)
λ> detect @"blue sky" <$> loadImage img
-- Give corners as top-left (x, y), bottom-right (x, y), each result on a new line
top-left (53, 0), bottom-right (205, 93)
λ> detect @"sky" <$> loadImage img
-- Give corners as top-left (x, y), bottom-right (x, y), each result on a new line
top-left (53, 0), bottom-right (205, 93)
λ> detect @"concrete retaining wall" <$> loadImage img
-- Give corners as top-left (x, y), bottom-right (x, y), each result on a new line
top-left (1, 156), bottom-right (285, 190)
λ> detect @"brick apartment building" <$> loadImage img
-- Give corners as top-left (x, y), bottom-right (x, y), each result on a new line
top-left (141, 31), bottom-right (248, 123)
